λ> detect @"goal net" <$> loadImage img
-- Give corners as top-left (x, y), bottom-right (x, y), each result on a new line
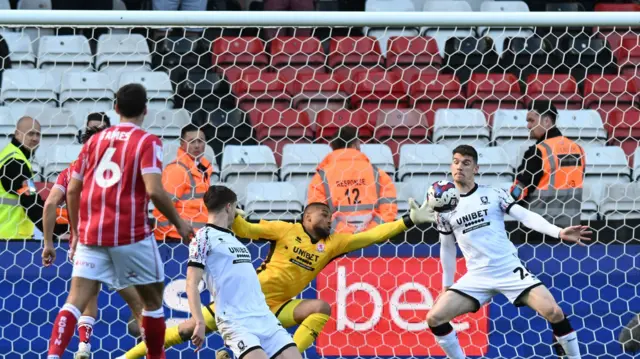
top-left (0, 10), bottom-right (638, 359)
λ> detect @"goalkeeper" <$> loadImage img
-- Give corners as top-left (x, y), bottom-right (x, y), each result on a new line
top-left (122, 198), bottom-right (436, 358)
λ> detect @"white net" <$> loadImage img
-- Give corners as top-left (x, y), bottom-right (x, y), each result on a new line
top-left (0, 14), bottom-right (638, 359)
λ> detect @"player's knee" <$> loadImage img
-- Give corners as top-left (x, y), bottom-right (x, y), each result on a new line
top-left (316, 300), bottom-right (331, 316)
top-left (543, 305), bottom-right (565, 323)
top-left (426, 310), bottom-right (446, 328)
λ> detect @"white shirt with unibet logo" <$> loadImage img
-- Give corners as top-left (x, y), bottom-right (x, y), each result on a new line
top-left (435, 184), bottom-right (518, 271)
top-left (188, 224), bottom-right (271, 322)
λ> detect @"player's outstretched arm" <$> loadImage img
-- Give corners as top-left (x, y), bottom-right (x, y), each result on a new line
top-left (142, 173), bottom-right (193, 242)
top-left (231, 209), bottom-right (285, 241)
top-left (439, 233), bottom-right (457, 292)
top-left (42, 186), bottom-right (65, 267)
top-left (509, 204), bottom-right (592, 245)
top-left (186, 266), bottom-right (206, 351)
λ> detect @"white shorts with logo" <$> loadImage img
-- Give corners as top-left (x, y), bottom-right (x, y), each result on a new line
top-left (217, 313), bottom-right (296, 359)
top-left (449, 255), bottom-right (543, 312)
top-left (71, 235), bottom-right (164, 290)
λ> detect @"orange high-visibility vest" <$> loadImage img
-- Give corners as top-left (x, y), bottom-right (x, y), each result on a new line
top-left (154, 148), bottom-right (213, 240)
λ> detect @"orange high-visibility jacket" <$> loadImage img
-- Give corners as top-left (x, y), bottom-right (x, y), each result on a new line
top-left (308, 148), bottom-right (397, 234)
top-left (153, 148), bottom-right (213, 241)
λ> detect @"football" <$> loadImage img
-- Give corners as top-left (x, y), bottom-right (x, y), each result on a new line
top-left (426, 181), bottom-right (460, 213)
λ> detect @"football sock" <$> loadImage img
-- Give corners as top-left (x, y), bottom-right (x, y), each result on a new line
top-left (141, 308), bottom-right (166, 359)
top-left (552, 317), bottom-right (581, 359)
top-left (78, 315), bottom-right (95, 345)
top-left (293, 313), bottom-right (330, 352)
top-left (48, 303), bottom-right (81, 359)
top-left (430, 323), bottom-right (465, 359)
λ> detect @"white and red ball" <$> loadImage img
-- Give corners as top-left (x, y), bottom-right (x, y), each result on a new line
top-left (426, 181), bottom-right (460, 213)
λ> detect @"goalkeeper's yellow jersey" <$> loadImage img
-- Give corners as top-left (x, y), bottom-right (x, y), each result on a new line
top-left (231, 216), bottom-right (410, 308)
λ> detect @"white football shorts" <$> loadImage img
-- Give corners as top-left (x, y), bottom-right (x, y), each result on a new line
top-left (449, 255), bottom-right (543, 312)
top-left (71, 235), bottom-right (164, 290)
top-left (217, 314), bottom-right (296, 359)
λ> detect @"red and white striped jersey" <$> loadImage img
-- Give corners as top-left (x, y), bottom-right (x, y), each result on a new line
top-left (71, 122), bottom-right (163, 247)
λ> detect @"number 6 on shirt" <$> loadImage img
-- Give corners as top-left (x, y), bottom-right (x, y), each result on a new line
top-left (95, 148), bottom-right (122, 188)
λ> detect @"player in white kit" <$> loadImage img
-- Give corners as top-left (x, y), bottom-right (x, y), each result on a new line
top-left (426, 145), bottom-right (591, 359)
top-left (186, 185), bottom-right (301, 359)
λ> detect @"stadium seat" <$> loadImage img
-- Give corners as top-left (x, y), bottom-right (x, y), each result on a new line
top-left (360, 143), bottom-right (395, 178)
top-left (315, 108), bottom-right (375, 142)
top-left (143, 109), bottom-right (191, 140)
top-left (1, 69), bottom-right (58, 113)
top-left (162, 140), bottom-right (220, 183)
top-left (466, 73), bottom-right (524, 125)
top-left (478, 1), bottom-right (530, 35)
top-left (584, 145), bottom-right (631, 202)
top-left (60, 72), bottom-right (114, 116)
top-left (583, 74), bottom-right (637, 124)
top-left (233, 71), bottom-right (290, 110)
top-left (421, 1), bottom-right (474, 56)
top-left (96, 34), bottom-right (152, 84)
top-left (196, 107), bottom-right (257, 168)
top-left (475, 147), bottom-right (514, 185)
top-left (220, 145), bottom-right (279, 191)
top-left (556, 110), bottom-right (608, 149)
top-left (409, 73), bottom-right (465, 129)
top-left (581, 182), bottom-right (602, 221)
top-left (525, 74), bottom-right (582, 109)
top-left (245, 182), bottom-right (304, 221)
top-left (41, 145), bottom-right (82, 183)
top-left (0, 31), bottom-right (35, 68)
top-left (270, 36), bottom-right (325, 78)
top-left (178, 70), bottom-right (227, 115)
top-left (594, 3), bottom-right (640, 12)
top-left (364, 0), bottom-right (419, 55)
top-left (558, 34), bottom-right (615, 83)
top-left (397, 144), bottom-right (452, 182)
top-left (351, 70), bottom-right (408, 109)
top-left (327, 36), bottom-right (383, 78)
top-left (615, 35), bottom-right (640, 74)
top-left (441, 37), bottom-right (499, 84)
top-left (211, 37), bottom-right (268, 83)
top-left (152, 35), bottom-right (204, 73)
top-left (491, 109), bottom-right (534, 167)
top-left (373, 109), bottom-right (430, 166)
top-left (600, 182), bottom-right (640, 220)
top-left (36, 35), bottom-right (93, 78)
top-left (119, 71), bottom-right (174, 109)
top-left (248, 108), bottom-right (312, 166)
top-left (288, 71), bottom-right (348, 124)
top-left (634, 147), bottom-right (640, 181)
top-left (395, 180), bottom-right (428, 217)
top-left (433, 109), bottom-right (491, 149)
top-left (0, 106), bottom-right (16, 137)
top-left (280, 143), bottom-right (331, 183)
top-left (16, 0), bottom-right (53, 53)
top-left (386, 36), bottom-right (442, 84)
top-left (499, 36), bottom-right (558, 82)
top-left (605, 108), bottom-right (640, 149)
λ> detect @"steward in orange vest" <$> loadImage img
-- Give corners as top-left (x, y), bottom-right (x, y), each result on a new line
top-left (308, 126), bottom-right (397, 233)
top-left (511, 101), bottom-right (585, 227)
top-left (154, 125), bottom-right (212, 241)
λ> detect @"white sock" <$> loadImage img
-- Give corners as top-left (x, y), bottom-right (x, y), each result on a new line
top-left (435, 330), bottom-right (465, 359)
top-left (556, 331), bottom-right (581, 359)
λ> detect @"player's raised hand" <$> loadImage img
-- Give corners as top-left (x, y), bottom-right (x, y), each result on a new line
top-left (42, 244), bottom-right (56, 267)
top-left (408, 198), bottom-right (437, 224)
top-left (559, 225), bottom-right (593, 246)
top-left (191, 321), bottom-right (206, 352)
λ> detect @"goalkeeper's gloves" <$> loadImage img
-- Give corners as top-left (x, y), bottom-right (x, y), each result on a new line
top-left (235, 208), bottom-right (247, 218)
top-left (408, 198), bottom-right (436, 224)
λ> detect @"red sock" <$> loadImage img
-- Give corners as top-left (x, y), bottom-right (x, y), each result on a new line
top-left (77, 316), bottom-right (95, 343)
top-left (142, 308), bottom-right (166, 359)
top-left (48, 303), bottom-right (81, 358)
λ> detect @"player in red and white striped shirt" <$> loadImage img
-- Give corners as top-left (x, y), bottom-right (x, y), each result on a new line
top-left (47, 84), bottom-right (193, 359)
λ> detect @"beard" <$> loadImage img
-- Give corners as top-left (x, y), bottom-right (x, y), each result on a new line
top-left (314, 225), bottom-right (331, 239)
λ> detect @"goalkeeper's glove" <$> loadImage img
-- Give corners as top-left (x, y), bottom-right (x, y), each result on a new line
top-left (408, 198), bottom-right (436, 225)
top-left (235, 208), bottom-right (247, 218)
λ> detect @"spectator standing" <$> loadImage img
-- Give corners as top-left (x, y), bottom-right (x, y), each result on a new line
top-left (154, 124), bottom-right (212, 241)
top-left (263, 0), bottom-right (314, 39)
top-left (511, 101), bottom-right (585, 228)
top-left (153, 0), bottom-right (207, 37)
top-left (0, 116), bottom-right (44, 239)
top-left (308, 126), bottom-right (397, 234)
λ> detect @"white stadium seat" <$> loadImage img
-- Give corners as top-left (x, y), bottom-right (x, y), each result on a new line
top-left (245, 182), bottom-right (303, 221)
top-left (600, 182), bottom-right (640, 220)
top-left (0, 31), bottom-right (36, 68)
top-left (0, 106), bottom-right (16, 137)
top-left (479, 1), bottom-right (533, 54)
top-left (16, 0), bottom-right (54, 53)
top-left (143, 109), bottom-right (190, 139)
top-left (395, 180), bottom-right (428, 217)
top-left (476, 147), bottom-right (514, 185)
top-left (118, 71), bottom-right (174, 109)
top-left (466, 0), bottom-right (488, 11)
top-left (162, 140), bottom-right (220, 183)
top-left (60, 72), bottom-right (114, 116)
top-left (365, 0), bottom-right (419, 55)
top-left (37, 35), bottom-right (93, 77)
top-left (280, 143), bottom-right (331, 183)
top-left (0, 0), bottom-right (9, 8)
top-left (584, 146), bottom-right (631, 202)
top-left (1, 69), bottom-right (58, 112)
top-left (581, 182), bottom-right (602, 222)
top-left (491, 110), bottom-right (535, 167)
top-left (634, 147), bottom-right (640, 181)
top-left (433, 109), bottom-right (491, 149)
top-left (96, 34), bottom-right (152, 88)
top-left (556, 110), bottom-right (607, 149)
top-left (422, 1), bottom-right (474, 55)
top-left (221, 145), bottom-right (279, 192)
top-left (360, 143), bottom-right (395, 178)
top-left (40, 145), bottom-right (82, 182)
top-left (398, 144), bottom-right (452, 183)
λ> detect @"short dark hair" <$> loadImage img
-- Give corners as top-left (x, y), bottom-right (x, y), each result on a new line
top-left (452, 144), bottom-right (478, 163)
top-left (303, 202), bottom-right (331, 217)
top-left (181, 124), bottom-right (204, 140)
top-left (528, 100), bottom-right (558, 124)
top-left (330, 126), bottom-right (359, 150)
top-left (81, 124), bottom-right (109, 144)
top-left (203, 185), bottom-right (238, 213)
top-left (116, 83), bottom-right (147, 118)
top-left (86, 112), bottom-right (111, 127)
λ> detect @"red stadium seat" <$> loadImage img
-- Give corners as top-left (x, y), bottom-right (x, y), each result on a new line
top-left (351, 71), bottom-right (408, 108)
top-left (408, 73), bottom-right (465, 129)
top-left (249, 108), bottom-right (313, 166)
top-left (466, 73), bottom-right (524, 125)
top-left (315, 108), bottom-right (375, 142)
top-left (328, 36), bottom-right (383, 68)
top-left (583, 74), bottom-right (637, 124)
top-left (332, 66), bottom-right (386, 95)
top-left (286, 71), bottom-right (349, 125)
top-left (270, 36), bottom-right (325, 67)
top-left (390, 66), bottom-right (440, 86)
top-left (525, 74), bottom-right (582, 109)
top-left (373, 109), bottom-right (430, 166)
top-left (594, 3), bottom-right (640, 12)
top-left (607, 109), bottom-right (640, 165)
top-left (212, 36), bottom-right (269, 67)
top-left (385, 36), bottom-right (442, 69)
top-left (232, 71), bottom-right (290, 103)
top-left (615, 35), bottom-right (640, 74)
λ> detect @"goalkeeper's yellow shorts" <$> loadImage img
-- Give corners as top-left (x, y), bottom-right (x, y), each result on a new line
top-left (202, 299), bottom-right (303, 331)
